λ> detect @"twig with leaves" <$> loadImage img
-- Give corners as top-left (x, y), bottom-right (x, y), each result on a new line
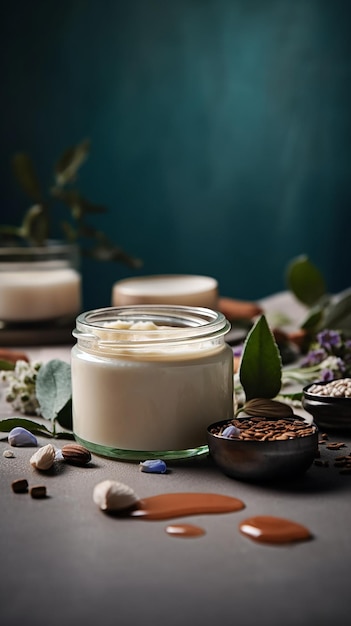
top-left (0, 139), bottom-right (142, 269)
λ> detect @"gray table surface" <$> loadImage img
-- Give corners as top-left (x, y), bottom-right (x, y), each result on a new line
top-left (1, 294), bottom-right (351, 626)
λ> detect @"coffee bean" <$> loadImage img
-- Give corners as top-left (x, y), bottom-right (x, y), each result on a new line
top-left (30, 485), bottom-right (47, 499)
top-left (212, 417), bottom-right (317, 441)
top-left (11, 478), bottom-right (28, 493)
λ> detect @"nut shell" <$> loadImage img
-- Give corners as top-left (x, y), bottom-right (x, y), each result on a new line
top-left (93, 480), bottom-right (140, 512)
top-left (30, 444), bottom-right (56, 471)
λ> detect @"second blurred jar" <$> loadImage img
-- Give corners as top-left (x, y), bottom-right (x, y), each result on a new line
top-left (112, 274), bottom-right (219, 309)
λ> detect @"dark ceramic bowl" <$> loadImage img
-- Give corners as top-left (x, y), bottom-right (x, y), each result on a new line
top-left (302, 380), bottom-right (351, 431)
top-left (207, 416), bottom-right (318, 483)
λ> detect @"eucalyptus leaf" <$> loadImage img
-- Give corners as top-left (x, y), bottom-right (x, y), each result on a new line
top-left (51, 188), bottom-right (107, 215)
top-left (60, 220), bottom-right (77, 242)
top-left (0, 417), bottom-right (53, 437)
top-left (12, 152), bottom-right (42, 202)
top-left (286, 255), bottom-right (327, 307)
top-left (0, 225), bottom-right (24, 241)
top-left (5, 138), bottom-right (142, 270)
top-left (36, 359), bottom-right (72, 422)
top-left (21, 204), bottom-right (49, 245)
top-left (55, 139), bottom-right (90, 186)
top-left (239, 315), bottom-right (282, 401)
top-left (86, 244), bottom-right (142, 268)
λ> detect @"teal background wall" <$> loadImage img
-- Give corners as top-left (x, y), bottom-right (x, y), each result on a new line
top-left (1, 0), bottom-right (351, 311)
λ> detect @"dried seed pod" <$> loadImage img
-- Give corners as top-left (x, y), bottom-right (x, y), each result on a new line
top-left (93, 480), bottom-right (140, 512)
top-left (61, 443), bottom-right (91, 466)
top-left (242, 398), bottom-right (294, 419)
top-left (30, 443), bottom-right (56, 471)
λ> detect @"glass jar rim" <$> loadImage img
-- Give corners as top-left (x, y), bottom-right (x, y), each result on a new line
top-left (74, 304), bottom-right (231, 347)
top-left (0, 240), bottom-right (78, 259)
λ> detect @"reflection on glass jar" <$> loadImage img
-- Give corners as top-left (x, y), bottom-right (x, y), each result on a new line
top-left (72, 305), bottom-right (234, 460)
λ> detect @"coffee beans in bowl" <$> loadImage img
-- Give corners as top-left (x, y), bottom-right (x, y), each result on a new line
top-left (207, 414), bottom-right (318, 483)
top-left (303, 378), bottom-right (351, 431)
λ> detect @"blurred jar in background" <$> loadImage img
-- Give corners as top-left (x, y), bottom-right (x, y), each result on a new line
top-left (112, 274), bottom-right (219, 309)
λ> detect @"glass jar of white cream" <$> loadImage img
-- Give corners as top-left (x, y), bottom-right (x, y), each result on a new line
top-left (0, 241), bottom-right (81, 324)
top-left (71, 305), bottom-right (233, 460)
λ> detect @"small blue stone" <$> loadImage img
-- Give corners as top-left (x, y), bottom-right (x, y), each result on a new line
top-left (140, 459), bottom-right (167, 474)
top-left (8, 427), bottom-right (38, 447)
top-left (221, 425), bottom-right (241, 438)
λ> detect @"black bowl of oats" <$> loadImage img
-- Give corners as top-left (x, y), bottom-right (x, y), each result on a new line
top-left (207, 407), bottom-right (318, 483)
top-left (303, 378), bottom-right (351, 431)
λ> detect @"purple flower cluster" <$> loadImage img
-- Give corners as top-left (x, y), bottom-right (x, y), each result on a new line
top-left (301, 329), bottom-right (351, 381)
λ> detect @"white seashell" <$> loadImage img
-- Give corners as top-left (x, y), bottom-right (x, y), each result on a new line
top-left (30, 443), bottom-right (56, 471)
top-left (3, 449), bottom-right (15, 458)
top-left (93, 480), bottom-right (140, 512)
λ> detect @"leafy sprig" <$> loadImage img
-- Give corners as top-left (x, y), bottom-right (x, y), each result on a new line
top-left (0, 139), bottom-right (142, 269)
top-left (286, 255), bottom-right (351, 338)
top-left (0, 359), bottom-right (74, 439)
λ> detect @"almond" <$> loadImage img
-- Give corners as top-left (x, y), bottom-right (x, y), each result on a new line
top-left (61, 443), bottom-right (91, 466)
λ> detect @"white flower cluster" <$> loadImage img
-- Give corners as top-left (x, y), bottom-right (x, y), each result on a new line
top-left (1, 360), bottom-right (42, 415)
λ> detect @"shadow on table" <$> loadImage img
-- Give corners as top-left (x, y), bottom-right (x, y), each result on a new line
top-left (168, 452), bottom-right (351, 495)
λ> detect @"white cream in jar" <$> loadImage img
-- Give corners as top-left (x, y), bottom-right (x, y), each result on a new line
top-left (71, 306), bottom-right (233, 460)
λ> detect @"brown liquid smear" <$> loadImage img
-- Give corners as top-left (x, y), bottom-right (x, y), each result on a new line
top-left (239, 515), bottom-right (312, 544)
top-left (165, 523), bottom-right (205, 538)
top-left (130, 492), bottom-right (245, 520)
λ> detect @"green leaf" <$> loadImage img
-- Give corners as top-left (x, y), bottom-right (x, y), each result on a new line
top-left (54, 431), bottom-right (75, 440)
top-left (286, 255), bottom-right (327, 307)
top-left (60, 220), bottom-right (78, 242)
top-left (0, 417), bottom-right (53, 437)
top-left (12, 152), bottom-right (43, 202)
top-left (51, 188), bottom-right (107, 216)
top-left (21, 204), bottom-right (49, 245)
top-left (0, 360), bottom-right (15, 371)
top-left (321, 288), bottom-right (351, 333)
top-left (36, 359), bottom-right (72, 422)
top-left (239, 314), bottom-right (282, 401)
top-left (86, 243), bottom-right (143, 268)
top-left (55, 139), bottom-right (90, 186)
top-left (277, 392), bottom-right (303, 403)
top-left (0, 225), bottom-right (24, 242)
top-left (55, 398), bottom-right (73, 431)
top-left (300, 306), bottom-right (324, 332)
